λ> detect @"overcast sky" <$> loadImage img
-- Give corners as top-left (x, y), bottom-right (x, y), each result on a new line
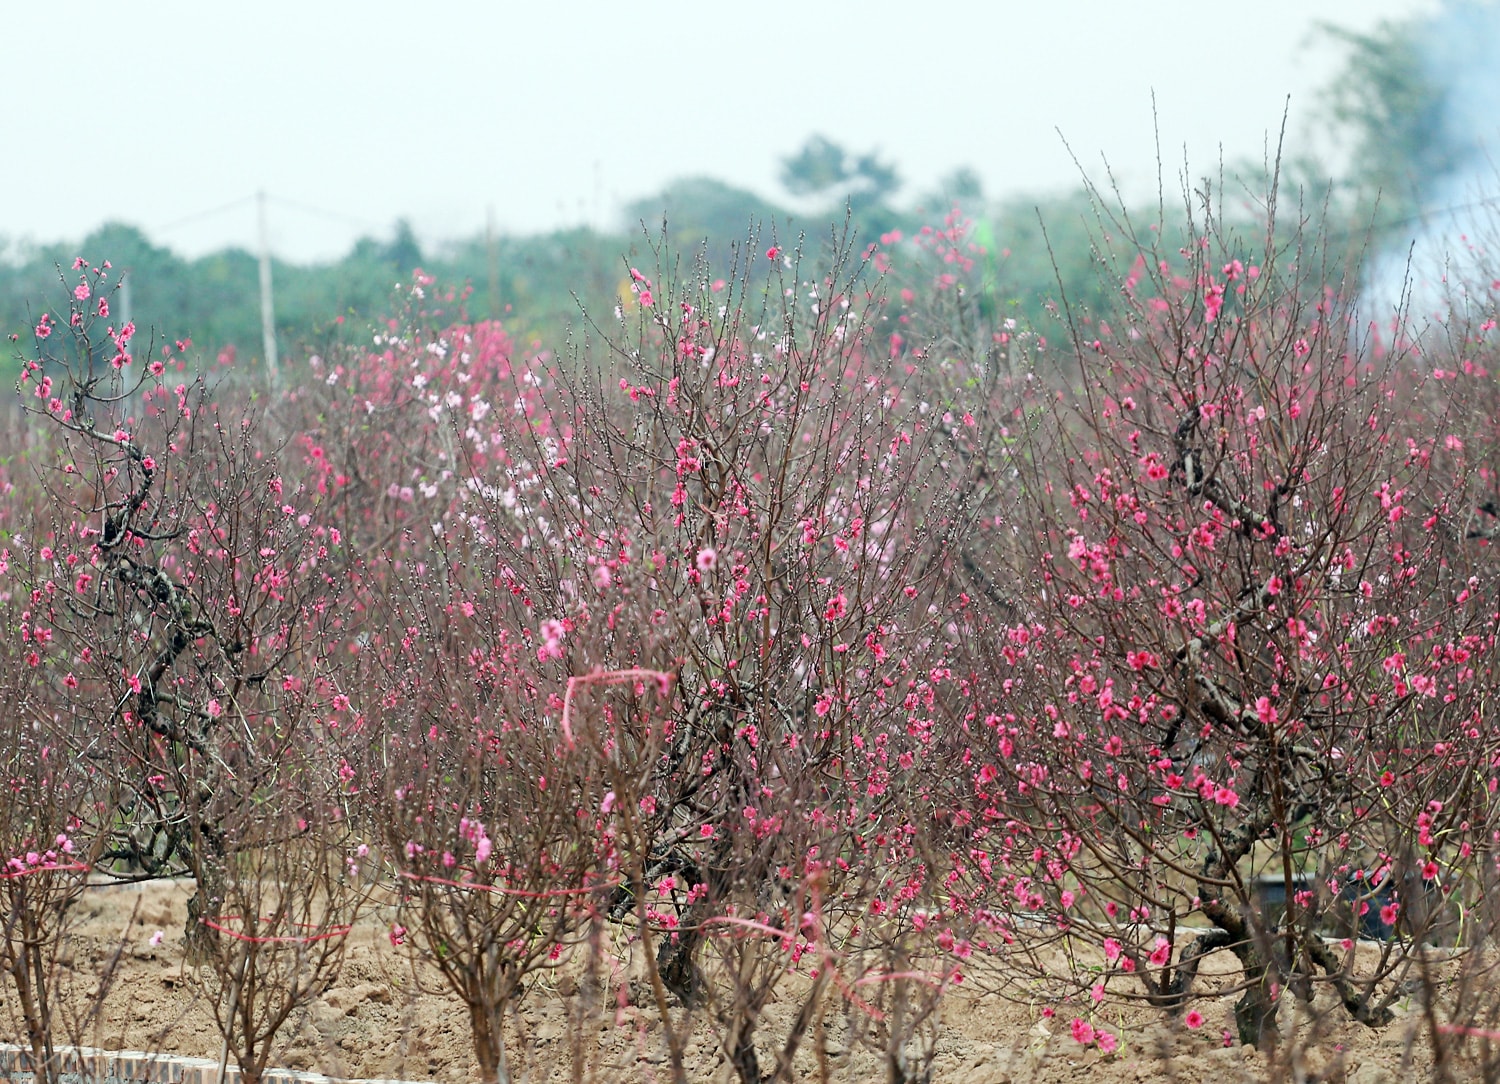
top-left (2, 0), bottom-right (1438, 265)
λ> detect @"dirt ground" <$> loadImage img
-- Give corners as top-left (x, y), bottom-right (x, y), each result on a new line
top-left (22, 879), bottom-right (1455, 1083)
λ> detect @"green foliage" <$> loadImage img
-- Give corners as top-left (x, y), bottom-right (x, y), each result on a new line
top-left (0, 187), bottom-right (1149, 392)
top-left (1319, 16), bottom-right (1451, 221)
top-left (6, 4), bottom-right (1488, 389)
top-left (1316, 0), bottom-right (1500, 256)
top-left (435, 225), bottom-right (624, 342)
top-left (779, 133), bottom-right (900, 212)
top-left (0, 223), bottom-right (450, 387)
top-left (385, 218), bottom-right (423, 274)
top-left (924, 167), bottom-right (985, 209)
top-left (779, 135), bottom-right (849, 198)
top-left (982, 189), bottom-right (1122, 334)
top-left (0, 165), bottom-right (1291, 391)
top-left (621, 177), bottom-right (795, 276)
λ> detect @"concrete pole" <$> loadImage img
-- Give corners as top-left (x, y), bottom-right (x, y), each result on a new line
top-left (487, 204), bottom-right (500, 320)
top-left (257, 190), bottom-right (280, 389)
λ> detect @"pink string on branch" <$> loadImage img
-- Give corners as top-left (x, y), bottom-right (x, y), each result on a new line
top-left (559, 667), bottom-right (673, 747)
top-left (1437, 1023), bottom-right (1500, 1041)
top-left (832, 965), bottom-right (957, 1022)
top-left (200, 915), bottom-right (352, 944)
top-left (700, 914), bottom-right (798, 940)
top-left (0, 861), bottom-right (89, 880)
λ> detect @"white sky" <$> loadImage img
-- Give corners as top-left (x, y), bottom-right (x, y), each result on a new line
top-left (1, 0), bottom-right (1439, 265)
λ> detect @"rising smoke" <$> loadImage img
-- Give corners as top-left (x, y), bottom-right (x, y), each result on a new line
top-left (1358, 1), bottom-right (1500, 335)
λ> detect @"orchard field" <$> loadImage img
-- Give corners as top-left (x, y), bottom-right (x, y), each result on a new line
top-left (6, 174), bottom-right (1500, 1084)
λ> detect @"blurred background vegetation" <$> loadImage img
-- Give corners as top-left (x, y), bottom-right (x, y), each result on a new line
top-left (1, 4), bottom-right (1492, 383)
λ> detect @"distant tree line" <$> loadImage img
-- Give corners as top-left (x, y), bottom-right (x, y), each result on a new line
top-left (1, 6), bottom-right (1480, 384)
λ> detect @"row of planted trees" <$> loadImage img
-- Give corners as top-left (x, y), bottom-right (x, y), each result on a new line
top-left (5, 163), bottom-right (1500, 1084)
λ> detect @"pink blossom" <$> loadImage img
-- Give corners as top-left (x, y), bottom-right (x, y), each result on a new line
top-left (538, 618), bottom-right (566, 660)
top-left (1184, 1010), bottom-right (1204, 1029)
top-left (1203, 282), bottom-right (1225, 322)
top-left (1149, 936), bottom-right (1171, 967)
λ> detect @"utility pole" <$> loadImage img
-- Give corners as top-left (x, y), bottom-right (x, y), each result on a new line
top-left (119, 269), bottom-right (136, 419)
top-left (486, 204), bottom-right (500, 321)
top-left (119, 270), bottom-right (133, 332)
top-left (593, 160), bottom-right (603, 231)
top-left (257, 190), bottom-right (280, 389)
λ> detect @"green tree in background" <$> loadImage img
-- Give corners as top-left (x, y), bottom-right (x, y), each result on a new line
top-left (1318, 1), bottom-right (1500, 238)
top-left (780, 134), bottom-right (900, 213)
top-left (926, 167), bottom-right (985, 210)
top-left (10, 12), bottom-right (1466, 393)
top-left (621, 177), bottom-right (795, 270)
top-left (436, 226), bottom-right (623, 341)
top-left (1319, 18), bottom-right (1449, 223)
top-left (385, 218), bottom-right (424, 273)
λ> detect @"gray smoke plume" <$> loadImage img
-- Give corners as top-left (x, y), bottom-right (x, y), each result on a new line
top-left (1359, 1), bottom-right (1500, 336)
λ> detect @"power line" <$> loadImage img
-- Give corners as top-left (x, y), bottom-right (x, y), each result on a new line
top-left (266, 194), bottom-right (382, 232)
top-left (154, 195), bottom-right (257, 235)
top-left (257, 191), bottom-right (280, 388)
top-left (123, 185), bottom-right (1500, 255)
top-left (151, 192), bottom-right (386, 242)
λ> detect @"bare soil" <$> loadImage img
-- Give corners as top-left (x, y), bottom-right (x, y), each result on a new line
top-left (34, 880), bottom-right (1449, 1083)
